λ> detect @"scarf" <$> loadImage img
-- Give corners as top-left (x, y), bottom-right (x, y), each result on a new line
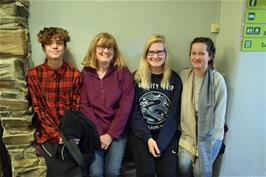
top-left (179, 68), bottom-right (215, 177)
top-left (198, 68), bottom-right (215, 177)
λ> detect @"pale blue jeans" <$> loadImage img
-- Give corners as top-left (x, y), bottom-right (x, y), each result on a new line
top-left (89, 132), bottom-right (127, 177)
top-left (177, 140), bottom-right (222, 177)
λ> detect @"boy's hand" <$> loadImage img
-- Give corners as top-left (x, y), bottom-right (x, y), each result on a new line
top-left (59, 137), bottom-right (64, 144)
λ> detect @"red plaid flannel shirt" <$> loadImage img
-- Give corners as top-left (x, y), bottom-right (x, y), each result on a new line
top-left (26, 61), bottom-right (81, 144)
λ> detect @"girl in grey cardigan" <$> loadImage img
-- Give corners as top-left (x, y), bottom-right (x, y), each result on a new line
top-left (178, 37), bottom-right (227, 177)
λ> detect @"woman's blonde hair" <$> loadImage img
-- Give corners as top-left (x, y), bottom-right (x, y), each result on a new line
top-left (135, 34), bottom-right (172, 90)
top-left (82, 32), bottom-right (126, 68)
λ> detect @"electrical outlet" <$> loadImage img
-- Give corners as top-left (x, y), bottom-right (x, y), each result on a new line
top-left (211, 24), bottom-right (220, 33)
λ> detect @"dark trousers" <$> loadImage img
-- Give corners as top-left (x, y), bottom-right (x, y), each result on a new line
top-left (42, 144), bottom-right (84, 177)
top-left (0, 125), bottom-right (12, 177)
top-left (128, 132), bottom-right (178, 177)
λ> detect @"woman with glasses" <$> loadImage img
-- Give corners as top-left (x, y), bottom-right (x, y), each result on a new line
top-left (129, 34), bottom-right (182, 177)
top-left (177, 37), bottom-right (227, 177)
top-left (80, 32), bottom-right (134, 177)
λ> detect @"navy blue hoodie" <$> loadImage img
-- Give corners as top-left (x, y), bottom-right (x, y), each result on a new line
top-left (130, 70), bottom-right (182, 153)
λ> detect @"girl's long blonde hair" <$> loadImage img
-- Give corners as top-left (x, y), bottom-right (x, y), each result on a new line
top-left (82, 32), bottom-right (126, 68)
top-left (135, 34), bottom-right (172, 90)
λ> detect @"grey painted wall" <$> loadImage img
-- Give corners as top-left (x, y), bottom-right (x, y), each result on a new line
top-left (29, 0), bottom-right (266, 176)
top-left (29, 0), bottom-right (218, 72)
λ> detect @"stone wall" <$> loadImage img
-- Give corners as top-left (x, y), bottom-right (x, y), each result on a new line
top-left (0, 0), bottom-right (46, 176)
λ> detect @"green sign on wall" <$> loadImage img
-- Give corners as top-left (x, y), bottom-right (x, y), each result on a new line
top-left (245, 9), bottom-right (266, 23)
top-left (242, 38), bottom-right (266, 51)
top-left (244, 24), bottom-right (266, 37)
top-left (247, 0), bottom-right (266, 9)
top-left (242, 0), bottom-right (266, 51)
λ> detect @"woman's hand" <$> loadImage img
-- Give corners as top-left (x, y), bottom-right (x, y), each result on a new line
top-left (100, 134), bottom-right (113, 150)
top-left (147, 138), bottom-right (161, 157)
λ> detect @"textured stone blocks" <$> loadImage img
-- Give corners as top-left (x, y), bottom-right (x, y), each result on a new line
top-left (1, 116), bottom-right (32, 129)
top-left (0, 58), bottom-right (25, 80)
top-left (0, 1), bottom-right (46, 176)
top-left (0, 30), bottom-right (27, 56)
top-left (2, 129), bottom-right (34, 145)
top-left (0, 98), bottom-right (28, 111)
top-left (0, 2), bottom-right (29, 17)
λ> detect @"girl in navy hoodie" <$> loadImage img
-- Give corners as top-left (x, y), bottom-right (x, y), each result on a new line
top-left (129, 34), bottom-right (182, 177)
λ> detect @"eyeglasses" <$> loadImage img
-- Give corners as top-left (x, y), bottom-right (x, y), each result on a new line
top-left (147, 50), bottom-right (165, 56)
top-left (97, 45), bottom-right (114, 52)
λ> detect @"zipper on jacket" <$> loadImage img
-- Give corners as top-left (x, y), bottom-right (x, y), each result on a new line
top-left (41, 144), bottom-right (53, 157)
top-left (61, 144), bottom-right (66, 160)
